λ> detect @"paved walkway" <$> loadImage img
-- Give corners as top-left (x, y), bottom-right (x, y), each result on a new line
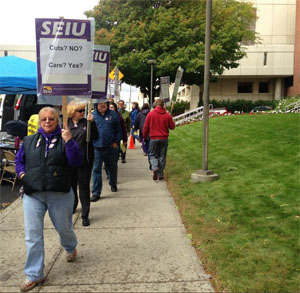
top-left (0, 144), bottom-right (214, 292)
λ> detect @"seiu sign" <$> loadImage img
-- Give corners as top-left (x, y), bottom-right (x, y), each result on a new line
top-left (93, 51), bottom-right (109, 63)
top-left (36, 19), bottom-right (91, 39)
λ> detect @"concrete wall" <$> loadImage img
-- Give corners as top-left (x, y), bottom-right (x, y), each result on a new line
top-left (175, 0), bottom-right (298, 106)
top-left (210, 78), bottom-right (275, 101)
top-left (287, 0), bottom-right (300, 96)
top-left (223, 0), bottom-right (296, 78)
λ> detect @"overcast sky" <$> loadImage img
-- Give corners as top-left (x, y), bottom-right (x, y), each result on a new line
top-left (0, 0), bottom-right (139, 101)
top-left (0, 0), bottom-right (99, 45)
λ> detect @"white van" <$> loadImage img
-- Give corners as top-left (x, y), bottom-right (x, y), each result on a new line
top-left (0, 94), bottom-right (52, 131)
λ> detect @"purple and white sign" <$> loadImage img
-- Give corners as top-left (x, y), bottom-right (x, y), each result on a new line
top-left (35, 18), bottom-right (94, 96)
top-left (91, 45), bottom-right (110, 102)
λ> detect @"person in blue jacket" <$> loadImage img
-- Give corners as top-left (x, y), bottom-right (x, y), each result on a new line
top-left (90, 101), bottom-right (122, 202)
top-left (130, 102), bottom-right (140, 144)
top-left (15, 107), bottom-right (82, 292)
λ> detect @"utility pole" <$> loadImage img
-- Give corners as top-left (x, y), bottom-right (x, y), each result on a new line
top-left (114, 66), bottom-right (120, 102)
top-left (191, 0), bottom-right (218, 182)
top-left (129, 84), bottom-right (131, 110)
top-left (148, 59), bottom-right (156, 108)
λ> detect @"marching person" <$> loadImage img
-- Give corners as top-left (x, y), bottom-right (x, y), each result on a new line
top-left (130, 102), bottom-right (140, 144)
top-left (143, 98), bottom-right (175, 180)
top-left (105, 102), bottom-right (127, 184)
top-left (110, 102), bottom-right (127, 147)
top-left (117, 100), bottom-right (131, 163)
top-left (15, 107), bottom-right (82, 292)
top-left (90, 101), bottom-right (122, 202)
top-left (67, 100), bottom-right (98, 226)
top-left (135, 103), bottom-right (150, 156)
top-left (27, 114), bottom-right (39, 135)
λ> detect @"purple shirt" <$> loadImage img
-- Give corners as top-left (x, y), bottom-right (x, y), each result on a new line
top-left (15, 126), bottom-right (82, 177)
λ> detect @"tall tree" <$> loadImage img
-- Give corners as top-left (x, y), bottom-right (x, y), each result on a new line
top-left (86, 0), bottom-right (256, 98)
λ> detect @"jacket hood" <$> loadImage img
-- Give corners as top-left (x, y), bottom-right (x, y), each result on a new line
top-left (141, 108), bottom-right (150, 115)
top-left (154, 106), bottom-right (166, 114)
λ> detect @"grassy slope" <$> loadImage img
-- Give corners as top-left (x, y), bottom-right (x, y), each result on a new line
top-left (165, 114), bottom-right (300, 292)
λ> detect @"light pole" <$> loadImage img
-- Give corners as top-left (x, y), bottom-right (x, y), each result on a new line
top-left (148, 59), bottom-right (156, 108)
top-left (191, 0), bottom-right (218, 183)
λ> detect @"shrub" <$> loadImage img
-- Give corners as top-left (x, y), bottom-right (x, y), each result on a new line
top-left (275, 96), bottom-right (300, 112)
top-left (167, 100), bottom-right (190, 116)
top-left (199, 99), bottom-right (278, 113)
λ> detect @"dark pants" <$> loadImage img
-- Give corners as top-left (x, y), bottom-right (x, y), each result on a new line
top-left (71, 161), bottom-right (93, 219)
top-left (120, 144), bottom-right (127, 160)
top-left (140, 134), bottom-right (147, 154)
top-left (145, 138), bottom-right (151, 167)
top-left (92, 146), bottom-right (119, 196)
top-left (150, 139), bottom-right (168, 178)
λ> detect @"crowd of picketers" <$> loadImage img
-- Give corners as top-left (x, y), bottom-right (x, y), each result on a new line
top-left (15, 97), bottom-right (175, 292)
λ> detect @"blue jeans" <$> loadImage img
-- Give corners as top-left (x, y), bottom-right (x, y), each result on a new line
top-left (92, 146), bottom-right (119, 196)
top-left (131, 128), bottom-right (139, 144)
top-left (23, 190), bottom-right (77, 281)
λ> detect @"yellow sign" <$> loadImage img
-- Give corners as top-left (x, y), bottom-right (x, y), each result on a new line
top-left (109, 69), bottom-right (124, 80)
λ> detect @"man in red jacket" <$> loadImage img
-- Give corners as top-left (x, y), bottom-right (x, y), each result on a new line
top-left (143, 98), bottom-right (175, 180)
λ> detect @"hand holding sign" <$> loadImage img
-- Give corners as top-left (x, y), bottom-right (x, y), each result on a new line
top-left (62, 123), bottom-right (72, 143)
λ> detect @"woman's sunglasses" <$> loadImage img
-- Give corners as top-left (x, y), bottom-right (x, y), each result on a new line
top-left (76, 109), bottom-right (85, 113)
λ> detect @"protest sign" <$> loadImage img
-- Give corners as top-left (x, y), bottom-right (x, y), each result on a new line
top-left (172, 66), bottom-right (184, 101)
top-left (160, 76), bottom-right (170, 103)
top-left (35, 18), bottom-right (94, 97)
top-left (91, 45), bottom-right (110, 102)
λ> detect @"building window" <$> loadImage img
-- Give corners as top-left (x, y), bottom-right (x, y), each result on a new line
top-left (238, 82), bottom-right (253, 93)
top-left (259, 82), bottom-right (269, 93)
top-left (263, 52), bottom-right (267, 66)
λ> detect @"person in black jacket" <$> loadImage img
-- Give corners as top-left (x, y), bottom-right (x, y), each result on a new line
top-left (67, 100), bottom-right (98, 226)
top-left (135, 103), bottom-right (150, 156)
top-left (15, 107), bottom-right (82, 292)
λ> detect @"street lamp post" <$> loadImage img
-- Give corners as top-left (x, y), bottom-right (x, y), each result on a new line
top-left (148, 59), bottom-right (156, 108)
top-left (191, 0), bottom-right (218, 183)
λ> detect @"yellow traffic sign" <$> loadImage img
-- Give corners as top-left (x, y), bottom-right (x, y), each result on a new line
top-left (109, 69), bottom-right (124, 80)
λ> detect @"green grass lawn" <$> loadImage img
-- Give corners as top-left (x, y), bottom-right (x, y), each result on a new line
top-left (165, 114), bottom-right (300, 293)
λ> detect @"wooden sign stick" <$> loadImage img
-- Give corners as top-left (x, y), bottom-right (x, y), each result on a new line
top-left (62, 95), bottom-right (68, 127)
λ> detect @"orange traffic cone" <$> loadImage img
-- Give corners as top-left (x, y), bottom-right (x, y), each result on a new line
top-left (128, 135), bottom-right (135, 149)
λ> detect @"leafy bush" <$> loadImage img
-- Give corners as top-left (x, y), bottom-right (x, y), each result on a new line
top-left (198, 99), bottom-right (278, 113)
top-left (275, 96), bottom-right (300, 112)
top-left (167, 100), bottom-right (190, 116)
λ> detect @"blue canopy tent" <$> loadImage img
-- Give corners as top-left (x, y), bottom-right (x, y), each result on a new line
top-left (0, 55), bottom-right (37, 94)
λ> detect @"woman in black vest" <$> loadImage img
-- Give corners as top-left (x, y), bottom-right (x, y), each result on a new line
top-left (15, 107), bottom-right (82, 292)
top-left (67, 100), bottom-right (98, 226)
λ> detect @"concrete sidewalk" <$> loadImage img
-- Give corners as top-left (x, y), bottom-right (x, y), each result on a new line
top-left (0, 144), bottom-right (214, 292)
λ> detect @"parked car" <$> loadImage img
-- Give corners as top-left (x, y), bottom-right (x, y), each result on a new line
top-left (209, 107), bottom-right (232, 116)
top-left (251, 106), bottom-right (273, 113)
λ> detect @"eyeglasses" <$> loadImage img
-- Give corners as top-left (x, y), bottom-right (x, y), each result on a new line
top-left (76, 109), bottom-right (85, 113)
top-left (40, 117), bottom-right (55, 122)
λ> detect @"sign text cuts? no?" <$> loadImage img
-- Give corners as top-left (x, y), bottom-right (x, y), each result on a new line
top-left (49, 45), bottom-right (83, 51)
